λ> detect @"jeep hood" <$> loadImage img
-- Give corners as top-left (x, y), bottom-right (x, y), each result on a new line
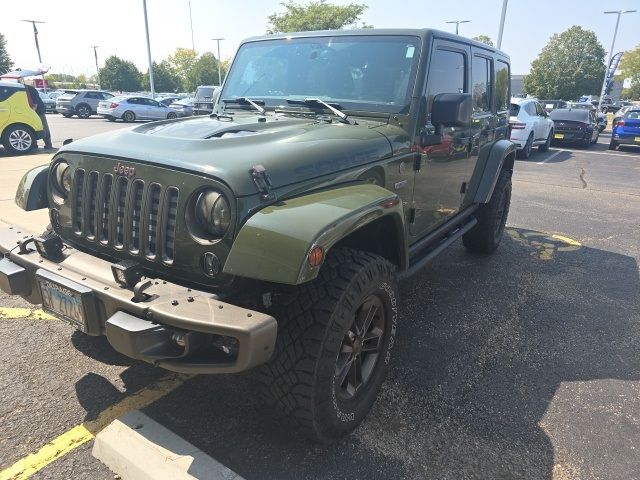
top-left (61, 115), bottom-right (393, 196)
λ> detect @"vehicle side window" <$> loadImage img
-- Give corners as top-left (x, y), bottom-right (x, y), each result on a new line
top-left (0, 86), bottom-right (18, 102)
top-left (102, 92), bottom-right (113, 99)
top-left (426, 48), bottom-right (466, 115)
top-left (85, 92), bottom-right (99, 99)
top-left (127, 98), bottom-right (139, 105)
top-left (147, 99), bottom-right (161, 107)
top-left (494, 59), bottom-right (510, 112)
top-left (525, 103), bottom-right (536, 116)
top-left (472, 55), bottom-right (490, 113)
top-left (535, 103), bottom-right (544, 116)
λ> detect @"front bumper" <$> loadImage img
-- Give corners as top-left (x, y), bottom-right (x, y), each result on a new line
top-left (0, 226), bottom-right (277, 374)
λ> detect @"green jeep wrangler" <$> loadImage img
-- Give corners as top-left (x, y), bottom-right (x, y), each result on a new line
top-left (0, 29), bottom-right (514, 441)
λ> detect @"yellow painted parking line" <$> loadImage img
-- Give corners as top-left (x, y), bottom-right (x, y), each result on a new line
top-left (0, 308), bottom-right (55, 320)
top-left (0, 373), bottom-right (191, 480)
top-left (550, 234), bottom-right (582, 247)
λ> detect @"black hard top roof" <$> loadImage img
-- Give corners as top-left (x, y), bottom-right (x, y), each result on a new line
top-left (242, 28), bottom-right (509, 60)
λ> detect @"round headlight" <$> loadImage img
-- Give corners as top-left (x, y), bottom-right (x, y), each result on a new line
top-left (52, 161), bottom-right (72, 197)
top-left (195, 190), bottom-right (231, 237)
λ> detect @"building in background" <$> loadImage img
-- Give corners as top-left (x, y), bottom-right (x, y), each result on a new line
top-left (511, 74), bottom-right (525, 97)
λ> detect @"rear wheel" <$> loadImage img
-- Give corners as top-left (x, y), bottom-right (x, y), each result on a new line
top-left (260, 247), bottom-right (398, 442)
top-left (463, 169), bottom-right (512, 254)
top-left (106, 116), bottom-right (115, 122)
top-left (539, 128), bottom-right (553, 152)
top-left (62, 113), bottom-right (72, 118)
top-left (76, 104), bottom-right (91, 119)
top-left (2, 124), bottom-right (37, 155)
top-left (609, 140), bottom-right (618, 150)
top-left (122, 110), bottom-right (136, 122)
top-left (517, 132), bottom-right (534, 159)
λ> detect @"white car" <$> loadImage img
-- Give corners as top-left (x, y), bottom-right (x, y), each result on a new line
top-left (509, 98), bottom-right (554, 158)
top-left (97, 95), bottom-right (178, 122)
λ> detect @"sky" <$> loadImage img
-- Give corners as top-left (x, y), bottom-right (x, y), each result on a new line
top-left (1, 0), bottom-right (639, 78)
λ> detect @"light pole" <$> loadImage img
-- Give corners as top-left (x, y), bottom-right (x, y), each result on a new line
top-left (597, 9), bottom-right (635, 111)
top-left (90, 46), bottom-right (100, 89)
top-left (142, 0), bottom-right (155, 97)
top-left (21, 19), bottom-right (47, 92)
top-left (445, 20), bottom-right (470, 35)
top-left (496, 0), bottom-right (508, 49)
top-left (212, 37), bottom-right (224, 86)
top-left (188, 1), bottom-right (195, 51)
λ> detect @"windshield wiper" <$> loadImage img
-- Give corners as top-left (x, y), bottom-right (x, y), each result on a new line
top-left (286, 98), bottom-right (357, 125)
top-left (222, 97), bottom-right (266, 116)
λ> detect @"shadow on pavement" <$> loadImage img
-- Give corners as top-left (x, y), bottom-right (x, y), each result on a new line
top-left (75, 228), bottom-right (640, 479)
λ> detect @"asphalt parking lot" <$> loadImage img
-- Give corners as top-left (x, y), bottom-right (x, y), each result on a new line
top-left (1, 116), bottom-right (639, 479)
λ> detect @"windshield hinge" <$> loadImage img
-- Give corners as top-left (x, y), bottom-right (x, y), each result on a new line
top-left (250, 165), bottom-right (276, 202)
top-left (408, 207), bottom-right (416, 223)
top-left (413, 154), bottom-right (422, 171)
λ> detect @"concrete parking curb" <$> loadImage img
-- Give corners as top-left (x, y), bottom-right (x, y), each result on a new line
top-left (92, 410), bottom-right (243, 480)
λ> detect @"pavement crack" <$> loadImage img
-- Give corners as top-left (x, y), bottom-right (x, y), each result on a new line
top-left (579, 168), bottom-right (587, 189)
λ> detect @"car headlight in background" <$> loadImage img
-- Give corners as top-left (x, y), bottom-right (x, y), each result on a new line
top-left (52, 160), bottom-right (72, 199)
top-left (195, 189), bottom-right (231, 237)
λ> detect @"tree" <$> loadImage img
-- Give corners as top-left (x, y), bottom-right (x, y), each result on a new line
top-left (143, 60), bottom-right (183, 92)
top-left (523, 26), bottom-right (605, 100)
top-left (0, 33), bottom-right (14, 75)
top-left (267, 0), bottom-right (370, 33)
top-left (99, 56), bottom-right (142, 92)
top-left (166, 48), bottom-right (198, 89)
top-left (472, 35), bottom-right (494, 46)
top-left (618, 44), bottom-right (640, 100)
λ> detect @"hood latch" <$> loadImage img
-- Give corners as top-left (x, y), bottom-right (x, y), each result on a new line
top-left (250, 165), bottom-right (276, 202)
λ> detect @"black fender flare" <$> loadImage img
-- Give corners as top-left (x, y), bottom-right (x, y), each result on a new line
top-left (465, 139), bottom-right (516, 204)
top-left (15, 165), bottom-right (49, 211)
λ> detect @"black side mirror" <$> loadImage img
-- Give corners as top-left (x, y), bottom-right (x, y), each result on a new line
top-left (431, 93), bottom-right (472, 128)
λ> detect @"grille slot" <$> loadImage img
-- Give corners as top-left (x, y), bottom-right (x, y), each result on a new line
top-left (145, 184), bottom-right (161, 258)
top-left (73, 169), bottom-right (86, 234)
top-left (86, 172), bottom-right (99, 239)
top-left (114, 177), bottom-right (128, 248)
top-left (128, 180), bottom-right (144, 253)
top-left (99, 174), bottom-right (113, 243)
top-left (162, 187), bottom-right (179, 263)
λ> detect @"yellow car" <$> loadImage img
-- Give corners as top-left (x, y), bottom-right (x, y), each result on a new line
top-left (0, 81), bottom-right (44, 155)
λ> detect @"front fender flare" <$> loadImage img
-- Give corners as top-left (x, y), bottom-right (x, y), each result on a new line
top-left (223, 184), bottom-right (405, 284)
top-left (15, 165), bottom-right (49, 211)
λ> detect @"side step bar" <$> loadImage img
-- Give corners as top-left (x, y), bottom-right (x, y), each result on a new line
top-left (401, 214), bottom-right (478, 279)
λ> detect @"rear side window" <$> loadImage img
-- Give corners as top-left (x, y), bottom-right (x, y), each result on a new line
top-left (0, 86), bottom-right (19, 102)
top-left (624, 111), bottom-right (640, 120)
top-left (426, 48), bottom-right (466, 113)
top-left (509, 103), bottom-right (520, 116)
top-left (494, 60), bottom-right (510, 112)
top-left (472, 56), bottom-right (490, 113)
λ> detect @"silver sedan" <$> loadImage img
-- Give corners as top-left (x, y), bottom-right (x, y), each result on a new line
top-left (97, 95), bottom-right (178, 122)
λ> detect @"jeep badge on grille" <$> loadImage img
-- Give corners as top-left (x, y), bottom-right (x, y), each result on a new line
top-left (114, 162), bottom-right (136, 177)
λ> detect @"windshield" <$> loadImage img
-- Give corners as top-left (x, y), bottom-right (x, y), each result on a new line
top-left (221, 35), bottom-right (421, 114)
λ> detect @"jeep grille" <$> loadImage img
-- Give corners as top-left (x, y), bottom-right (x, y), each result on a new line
top-left (71, 169), bottom-right (179, 264)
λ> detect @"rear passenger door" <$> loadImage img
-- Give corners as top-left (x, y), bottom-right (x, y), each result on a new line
top-left (467, 51), bottom-right (494, 191)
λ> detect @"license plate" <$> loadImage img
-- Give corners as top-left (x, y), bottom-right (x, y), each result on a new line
top-left (554, 133), bottom-right (564, 139)
top-left (37, 270), bottom-right (93, 331)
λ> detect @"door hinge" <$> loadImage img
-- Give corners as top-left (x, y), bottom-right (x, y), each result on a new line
top-left (408, 207), bottom-right (416, 223)
top-left (460, 182), bottom-right (467, 194)
top-left (250, 165), bottom-right (276, 202)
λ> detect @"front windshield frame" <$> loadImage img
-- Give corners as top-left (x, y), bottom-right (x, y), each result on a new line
top-left (220, 34), bottom-right (422, 115)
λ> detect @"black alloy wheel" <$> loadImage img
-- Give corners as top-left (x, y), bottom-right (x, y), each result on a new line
top-left (76, 104), bottom-right (91, 119)
top-left (335, 294), bottom-right (386, 401)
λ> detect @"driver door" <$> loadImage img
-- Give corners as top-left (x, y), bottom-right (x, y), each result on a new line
top-left (410, 41), bottom-right (471, 237)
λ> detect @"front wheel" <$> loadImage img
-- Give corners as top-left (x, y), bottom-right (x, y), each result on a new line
top-left (260, 247), bottom-right (398, 441)
top-left (2, 125), bottom-right (37, 155)
top-left (167, 112), bottom-right (177, 119)
top-left (463, 169), bottom-right (512, 254)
